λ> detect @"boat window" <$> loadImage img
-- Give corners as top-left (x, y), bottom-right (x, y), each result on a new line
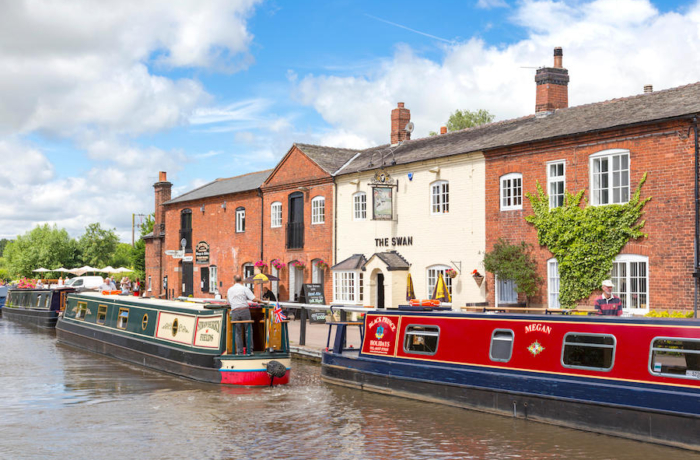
top-left (33, 293), bottom-right (41, 308)
top-left (562, 333), bottom-right (615, 371)
top-left (44, 294), bottom-right (51, 309)
top-left (142, 314), bottom-right (149, 331)
top-left (76, 301), bottom-right (88, 320)
top-left (117, 308), bottom-right (129, 329)
top-left (490, 329), bottom-right (514, 362)
top-left (650, 338), bottom-right (700, 380)
top-left (97, 305), bottom-right (108, 325)
top-left (404, 325), bottom-right (440, 355)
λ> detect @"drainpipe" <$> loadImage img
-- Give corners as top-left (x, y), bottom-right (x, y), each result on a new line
top-left (258, 188), bottom-right (264, 263)
top-left (691, 117), bottom-right (699, 318)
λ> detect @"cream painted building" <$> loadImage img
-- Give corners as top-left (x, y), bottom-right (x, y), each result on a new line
top-left (331, 146), bottom-right (486, 309)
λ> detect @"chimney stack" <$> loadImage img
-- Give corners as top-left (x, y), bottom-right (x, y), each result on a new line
top-left (391, 102), bottom-right (411, 145)
top-left (153, 171), bottom-right (172, 237)
top-left (535, 47), bottom-right (569, 113)
top-left (644, 84), bottom-right (653, 93)
top-left (440, 126), bottom-right (447, 135)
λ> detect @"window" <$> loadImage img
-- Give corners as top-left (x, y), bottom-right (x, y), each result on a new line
top-left (236, 207), bottom-right (245, 233)
top-left (147, 275), bottom-right (152, 292)
top-left (333, 271), bottom-right (364, 303)
top-left (548, 259), bottom-right (561, 308)
top-left (497, 277), bottom-right (518, 304)
top-left (76, 301), bottom-right (88, 321)
top-left (117, 308), bottom-right (129, 329)
top-left (404, 325), bottom-right (440, 355)
top-left (97, 305), bottom-right (107, 325)
top-left (209, 265), bottom-right (218, 295)
top-left (353, 192), bottom-right (366, 221)
top-left (180, 209), bottom-right (192, 253)
top-left (562, 333), bottom-right (615, 371)
top-left (426, 265), bottom-right (453, 298)
top-left (431, 181), bottom-right (449, 214)
top-left (271, 264), bottom-right (279, 298)
top-left (142, 314), bottom-right (149, 331)
top-left (547, 161), bottom-right (565, 208)
top-left (490, 329), bottom-right (514, 362)
top-left (611, 255), bottom-right (649, 311)
top-left (312, 259), bottom-right (325, 286)
top-left (271, 202), bottom-right (282, 228)
top-left (311, 196), bottom-right (325, 224)
top-left (243, 263), bottom-right (254, 291)
top-left (590, 149), bottom-right (630, 205)
top-left (500, 173), bottom-right (523, 211)
top-left (650, 338), bottom-right (700, 380)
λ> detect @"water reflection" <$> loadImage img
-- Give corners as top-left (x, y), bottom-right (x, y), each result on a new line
top-left (1, 318), bottom-right (699, 459)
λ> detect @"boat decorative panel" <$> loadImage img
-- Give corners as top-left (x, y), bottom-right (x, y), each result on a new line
top-left (156, 312), bottom-right (196, 345)
top-left (194, 316), bottom-right (223, 348)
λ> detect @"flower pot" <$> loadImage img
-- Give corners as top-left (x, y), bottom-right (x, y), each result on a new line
top-left (473, 275), bottom-right (484, 287)
top-left (447, 271), bottom-right (457, 279)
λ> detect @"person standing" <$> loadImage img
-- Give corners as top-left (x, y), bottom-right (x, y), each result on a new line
top-left (133, 278), bottom-right (141, 297)
top-left (594, 280), bottom-right (623, 316)
top-left (227, 275), bottom-right (265, 355)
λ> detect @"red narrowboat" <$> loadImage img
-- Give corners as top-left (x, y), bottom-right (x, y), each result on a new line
top-left (322, 307), bottom-right (700, 451)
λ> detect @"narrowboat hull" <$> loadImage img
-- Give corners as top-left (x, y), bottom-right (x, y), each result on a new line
top-left (321, 310), bottom-right (700, 451)
top-left (2, 288), bottom-right (74, 328)
top-left (57, 292), bottom-right (291, 386)
top-left (3, 307), bottom-right (59, 328)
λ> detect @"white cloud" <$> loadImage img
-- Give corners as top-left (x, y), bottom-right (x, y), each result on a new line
top-left (295, 0), bottom-right (700, 146)
top-left (477, 0), bottom-right (509, 9)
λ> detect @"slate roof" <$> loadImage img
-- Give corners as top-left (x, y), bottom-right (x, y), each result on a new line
top-left (164, 170), bottom-right (272, 205)
top-left (367, 251), bottom-right (411, 271)
top-left (293, 143), bottom-right (361, 175)
top-left (331, 254), bottom-right (368, 271)
top-left (335, 82), bottom-right (700, 175)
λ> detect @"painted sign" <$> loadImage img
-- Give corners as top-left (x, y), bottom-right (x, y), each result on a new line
top-left (375, 236), bottom-right (413, 247)
top-left (156, 311), bottom-right (196, 345)
top-left (194, 315), bottom-right (223, 348)
top-left (362, 314), bottom-right (399, 356)
top-left (195, 241), bottom-right (210, 264)
top-left (183, 256), bottom-right (193, 262)
top-left (372, 186), bottom-right (393, 220)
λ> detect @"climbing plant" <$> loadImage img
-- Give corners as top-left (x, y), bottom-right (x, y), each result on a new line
top-left (525, 173), bottom-right (650, 308)
top-left (483, 239), bottom-right (542, 306)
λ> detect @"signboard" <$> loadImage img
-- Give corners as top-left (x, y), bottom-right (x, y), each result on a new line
top-left (310, 311), bottom-right (330, 324)
top-left (299, 284), bottom-right (325, 305)
top-left (170, 250), bottom-right (184, 259)
top-left (183, 256), bottom-right (193, 262)
top-left (361, 314), bottom-right (399, 356)
top-left (195, 241), bottom-right (210, 264)
top-left (372, 186), bottom-right (393, 220)
top-left (165, 250), bottom-right (176, 255)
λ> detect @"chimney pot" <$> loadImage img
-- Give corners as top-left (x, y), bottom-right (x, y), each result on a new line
top-left (644, 84), bottom-right (653, 93)
top-left (440, 126), bottom-right (447, 135)
top-left (553, 46), bottom-right (563, 68)
top-left (159, 171), bottom-right (167, 182)
top-left (397, 102), bottom-right (404, 108)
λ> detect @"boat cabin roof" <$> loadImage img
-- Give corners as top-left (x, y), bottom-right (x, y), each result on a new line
top-left (69, 292), bottom-right (228, 312)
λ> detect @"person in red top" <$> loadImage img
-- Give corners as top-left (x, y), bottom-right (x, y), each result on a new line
top-left (594, 279), bottom-right (623, 316)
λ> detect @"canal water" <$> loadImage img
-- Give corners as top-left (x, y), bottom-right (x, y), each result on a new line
top-left (1, 318), bottom-right (699, 460)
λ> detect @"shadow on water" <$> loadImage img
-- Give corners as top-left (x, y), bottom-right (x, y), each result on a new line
top-left (1, 317), bottom-right (700, 459)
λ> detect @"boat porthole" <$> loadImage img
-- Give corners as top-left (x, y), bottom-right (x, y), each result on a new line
top-left (142, 314), bottom-right (148, 331)
top-left (172, 318), bottom-right (179, 336)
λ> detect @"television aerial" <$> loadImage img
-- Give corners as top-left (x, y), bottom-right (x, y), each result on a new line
top-left (404, 121), bottom-right (415, 133)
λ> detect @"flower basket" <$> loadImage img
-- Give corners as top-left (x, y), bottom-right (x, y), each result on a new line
top-left (290, 261), bottom-right (306, 270)
top-left (271, 259), bottom-right (286, 270)
top-left (471, 269), bottom-right (484, 287)
top-left (316, 260), bottom-right (329, 270)
top-left (254, 260), bottom-right (268, 271)
top-left (445, 269), bottom-right (458, 279)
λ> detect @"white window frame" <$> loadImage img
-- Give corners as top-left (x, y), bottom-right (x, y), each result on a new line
top-left (147, 275), bottom-right (152, 292)
top-left (426, 265), bottom-right (453, 298)
top-left (236, 207), bottom-right (245, 233)
top-left (271, 202), bottom-right (282, 228)
top-left (243, 263), bottom-right (254, 291)
top-left (333, 270), bottom-right (363, 304)
top-left (430, 180), bottom-right (449, 215)
top-left (611, 254), bottom-right (649, 313)
top-left (500, 173), bottom-right (523, 211)
top-left (311, 196), bottom-right (325, 225)
top-left (353, 192), bottom-right (367, 221)
top-left (496, 275), bottom-right (518, 305)
top-left (312, 258), bottom-right (324, 285)
top-left (547, 258), bottom-right (560, 308)
top-left (209, 265), bottom-right (218, 295)
top-left (547, 161), bottom-right (566, 209)
top-left (589, 149), bottom-right (630, 206)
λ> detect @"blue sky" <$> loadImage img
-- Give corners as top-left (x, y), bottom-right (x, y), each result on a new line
top-left (0, 0), bottom-right (698, 241)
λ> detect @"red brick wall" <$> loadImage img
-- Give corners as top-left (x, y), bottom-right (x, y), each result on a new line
top-left (485, 119), bottom-right (695, 311)
top-left (536, 83), bottom-right (568, 113)
top-left (262, 146), bottom-right (335, 303)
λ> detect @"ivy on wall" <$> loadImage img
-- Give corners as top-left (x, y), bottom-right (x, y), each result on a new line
top-left (525, 173), bottom-right (651, 308)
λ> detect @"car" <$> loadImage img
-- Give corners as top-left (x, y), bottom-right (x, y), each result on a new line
top-left (64, 276), bottom-right (104, 290)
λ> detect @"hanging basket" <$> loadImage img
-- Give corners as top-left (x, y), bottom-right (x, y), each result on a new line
top-left (446, 270), bottom-right (458, 279)
top-left (472, 275), bottom-right (484, 287)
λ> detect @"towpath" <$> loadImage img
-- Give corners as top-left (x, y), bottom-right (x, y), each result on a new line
top-left (287, 319), bottom-right (362, 362)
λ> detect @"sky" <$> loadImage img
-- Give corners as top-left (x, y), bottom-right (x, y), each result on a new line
top-left (1, 0), bottom-right (699, 242)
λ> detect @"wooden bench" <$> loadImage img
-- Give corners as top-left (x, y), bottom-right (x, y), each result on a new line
top-left (546, 308), bottom-right (597, 315)
top-left (461, 306), bottom-right (547, 314)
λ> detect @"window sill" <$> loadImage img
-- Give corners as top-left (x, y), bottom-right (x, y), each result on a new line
top-left (500, 207), bottom-right (523, 212)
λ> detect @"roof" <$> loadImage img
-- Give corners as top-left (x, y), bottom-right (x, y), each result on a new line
top-left (294, 143), bottom-right (360, 175)
top-left (366, 251), bottom-right (410, 271)
top-left (331, 254), bottom-right (368, 271)
top-left (336, 82), bottom-right (700, 175)
top-left (165, 170), bottom-right (272, 205)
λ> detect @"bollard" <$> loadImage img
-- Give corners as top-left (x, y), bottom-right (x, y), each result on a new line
top-left (299, 307), bottom-right (307, 346)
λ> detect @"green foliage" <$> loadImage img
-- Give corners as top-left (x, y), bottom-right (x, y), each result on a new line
top-left (645, 310), bottom-right (695, 318)
top-left (0, 238), bottom-right (11, 257)
top-left (429, 109), bottom-right (495, 136)
top-left (130, 213), bottom-right (154, 280)
top-left (483, 239), bottom-right (542, 305)
top-left (4, 224), bottom-right (78, 277)
top-left (78, 223), bottom-right (119, 267)
top-left (525, 174), bottom-right (650, 308)
top-left (110, 243), bottom-right (134, 268)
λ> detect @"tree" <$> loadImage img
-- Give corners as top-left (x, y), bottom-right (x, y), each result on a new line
top-left (110, 243), bottom-right (134, 268)
top-left (482, 239), bottom-right (542, 306)
top-left (78, 223), bottom-right (119, 267)
top-left (4, 224), bottom-right (78, 277)
top-left (430, 109), bottom-right (495, 135)
top-left (131, 213), bottom-right (155, 279)
top-left (0, 238), bottom-right (11, 257)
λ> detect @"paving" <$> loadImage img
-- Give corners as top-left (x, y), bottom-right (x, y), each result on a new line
top-left (287, 319), bottom-right (363, 361)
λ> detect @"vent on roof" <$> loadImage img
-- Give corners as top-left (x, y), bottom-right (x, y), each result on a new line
top-left (644, 84), bottom-right (653, 93)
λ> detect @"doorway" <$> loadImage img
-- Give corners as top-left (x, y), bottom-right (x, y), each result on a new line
top-left (182, 262), bottom-right (193, 297)
top-left (377, 273), bottom-right (385, 309)
top-left (287, 192), bottom-right (304, 249)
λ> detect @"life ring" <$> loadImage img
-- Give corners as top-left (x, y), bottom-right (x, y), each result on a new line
top-left (409, 299), bottom-right (441, 307)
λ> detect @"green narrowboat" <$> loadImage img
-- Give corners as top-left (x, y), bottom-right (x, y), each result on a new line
top-left (3, 287), bottom-right (75, 328)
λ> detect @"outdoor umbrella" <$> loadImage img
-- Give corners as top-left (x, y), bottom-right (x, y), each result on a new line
top-left (430, 272), bottom-right (452, 303)
top-left (32, 268), bottom-right (50, 273)
top-left (69, 266), bottom-right (97, 276)
top-left (406, 273), bottom-right (416, 301)
top-left (99, 266), bottom-right (117, 273)
top-left (115, 267), bottom-right (134, 273)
